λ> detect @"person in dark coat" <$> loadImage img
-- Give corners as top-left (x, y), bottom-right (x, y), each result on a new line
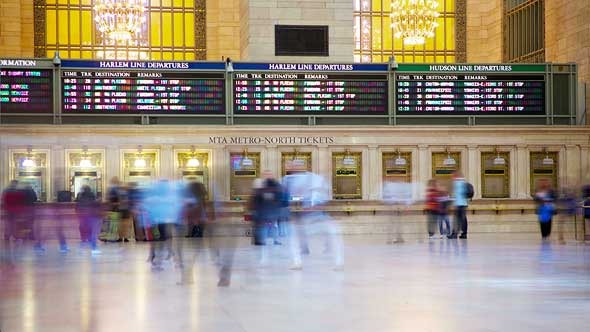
top-left (76, 185), bottom-right (102, 253)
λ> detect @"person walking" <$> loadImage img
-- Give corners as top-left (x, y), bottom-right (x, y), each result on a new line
top-left (425, 179), bottom-right (440, 239)
top-left (76, 185), bottom-right (102, 254)
top-left (534, 179), bottom-right (556, 240)
top-left (449, 171), bottom-right (469, 239)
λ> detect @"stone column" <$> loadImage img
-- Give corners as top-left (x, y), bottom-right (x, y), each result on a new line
top-left (264, 145), bottom-right (279, 179)
top-left (515, 145), bottom-right (529, 199)
top-left (417, 144), bottom-right (430, 186)
top-left (105, 145), bottom-right (120, 187)
top-left (509, 147), bottom-right (517, 199)
top-left (212, 146), bottom-right (229, 201)
top-left (564, 145), bottom-right (581, 187)
top-left (159, 145), bottom-right (174, 179)
top-left (558, 145), bottom-right (567, 188)
top-left (317, 145), bottom-right (331, 199)
top-left (467, 145), bottom-right (480, 198)
top-left (367, 145), bottom-right (379, 200)
top-left (0, 145), bottom-right (8, 192)
top-left (50, 145), bottom-right (65, 202)
top-left (581, 145), bottom-right (590, 183)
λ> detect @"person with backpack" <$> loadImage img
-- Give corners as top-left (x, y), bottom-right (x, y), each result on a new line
top-left (449, 171), bottom-right (471, 239)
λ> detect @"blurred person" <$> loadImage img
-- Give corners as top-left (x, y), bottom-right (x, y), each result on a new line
top-left (142, 179), bottom-right (184, 271)
top-left (76, 185), bottom-right (102, 254)
top-left (100, 177), bottom-right (122, 242)
top-left (424, 179), bottom-right (440, 239)
top-left (437, 189), bottom-right (452, 238)
top-left (285, 171), bottom-right (343, 270)
top-left (251, 171), bottom-right (283, 265)
top-left (184, 181), bottom-right (208, 238)
top-left (557, 186), bottom-right (577, 244)
top-left (21, 184), bottom-right (37, 241)
top-left (533, 179), bottom-right (556, 240)
top-left (583, 186), bottom-right (590, 238)
top-left (117, 183), bottom-right (132, 242)
top-left (127, 182), bottom-right (145, 241)
top-left (383, 178), bottom-right (414, 244)
top-left (1, 180), bottom-right (24, 241)
top-left (449, 171), bottom-right (470, 239)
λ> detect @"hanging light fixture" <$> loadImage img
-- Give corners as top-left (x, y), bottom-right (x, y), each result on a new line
top-left (291, 148), bottom-right (306, 168)
top-left (186, 146), bottom-right (200, 168)
top-left (542, 148), bottom-right (554, 166)
top-left (394, 149), bottom-right (407, 166)
top-left (391, 0), bottom-right (440, 46)
top-left (443, 149), bottom-right (456, 166)
top-left (342, 150), bottom-right (356, 166)
top-left (22, 146), bottom-right (37, 168)
top-left (79, 146), bottom-right (93, 168)
top-left (241, 149), bottom-right (253, 167)
top-left (94, 0), bottom-right (147, 45)
top-left (134, 145), bottom-right (147, 168)
top-left (493, 148), bottom-right (506, 166)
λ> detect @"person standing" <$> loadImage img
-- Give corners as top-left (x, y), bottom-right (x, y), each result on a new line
top-left (424, 179), bottom-right (441, 239)
top-left (1, 180), bottom-right (24, 241)
top-left (437, 189), bottom-right (452, 238)
top-left (76, 185), bottom-right (102, 254)
top-left (449, 171), bottom-right (469, 239)
top-left (534, 179), bottom-right (556, 239)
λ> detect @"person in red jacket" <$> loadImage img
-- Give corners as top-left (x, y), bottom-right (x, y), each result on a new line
top-left (2, 180), bottom-right (25, 241)
top-left (425, 179), bottom-right (441, 239)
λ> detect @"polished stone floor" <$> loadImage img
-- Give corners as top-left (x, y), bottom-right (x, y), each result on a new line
top-left (1, 235), bottom-right (589, 332)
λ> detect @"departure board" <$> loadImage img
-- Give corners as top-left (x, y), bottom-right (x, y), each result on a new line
top-left (61, 71), bottom-right (225, 114)
top-left (0, 69), bottom-right (53, 113)
top-left (395, 71), bottom-right (545, 114)
top-left (233, 73), bottom-right (388, 114)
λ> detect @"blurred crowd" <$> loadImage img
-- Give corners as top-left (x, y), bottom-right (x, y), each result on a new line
top-left (2, 171), bottom-right (590, 287)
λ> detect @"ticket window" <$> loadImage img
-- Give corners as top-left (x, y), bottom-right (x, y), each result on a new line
top-left (122, 151), bottom-right (158, 189)
top-left (530, 152), bottom-right (558, 195)
top-left (230, 152), bottom-right (260, 201)
top-left (177, 151), bottom-right (209, 191)
top-left (10, 150), bottom-right (49, 202)
top-left (382, 152), bottom-right (412, 184)
top-left (481, 152), bottom-right (510, 198)
top-left (281, 152), bottom-right (312, 177)
top-left (332, 152), bottom-right (362, 200)
top-left (432, 152), bottom-right (461, 192)
top-left (67, 150), bottom-right (104, 200)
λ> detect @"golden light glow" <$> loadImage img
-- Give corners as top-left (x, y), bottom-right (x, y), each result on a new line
top-left (391, 0), bottom-right (440, 45)
top-left (93, 0), bottom-right (147, 45)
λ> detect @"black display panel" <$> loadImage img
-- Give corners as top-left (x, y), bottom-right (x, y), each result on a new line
top-left (0, 69), bottom-right (53, 113)
top-left (275, 25), bottom-right (329, 56)
top-left (396, 74), bottom-right (545, 114)
top-left (61, 71), bottom-right (225, 114)
top-left (233, 73), bottom-right (388, 114)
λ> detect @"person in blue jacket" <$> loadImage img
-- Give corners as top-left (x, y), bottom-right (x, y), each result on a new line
top-left (449, 171), bottom-right (469, 239)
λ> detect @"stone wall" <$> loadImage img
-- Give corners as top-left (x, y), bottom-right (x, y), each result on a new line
top-left (0, 0), bottom-right (34, 57)
top-left (241, 0), bottom-right (353, 62)
top-left (465, 0), bottom-right (503, 63)
top-left (206, 0), bottom-right (242, 61)
top-left (545, 0), bottom-right (590, 124)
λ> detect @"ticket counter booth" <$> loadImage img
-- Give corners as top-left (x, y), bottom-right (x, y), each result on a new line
top-left (122, 150), bottom-right (158, 189)
top-left (432, 151), bottom-right (461, 192)
top-left (382, 151), bottom-right (412, 184)
top-left (481, 151), bottom-right (510, 198)
top-left (66, 149), bottom-right (104, 200)
top-left (230, 151), bottom-right (260, 201)
top-left (530, 151), bottom-right (558, 195)
top-left (281, 151), bottom-right (312, 177)
top-left (332, 151), bottom-right (362, 200)
top-left (176, 149), bottom-right (209, 191)
top-left (10, 148), bottom-right (49, 202)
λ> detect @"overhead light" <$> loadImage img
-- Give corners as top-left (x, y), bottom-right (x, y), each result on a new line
top-left (187, 157), bottom-right (200, 167)
top-left (134, 158), bottom-right (147, 168)
top-left (443, 151), bottom-right (456, 166)
top-left (542, 149), bottom-right (554, 166)
top-left (22, 158), bottom-right (36, 168)
top-left (79, 158), bottom-right (93, 168)
top-left (241, 157), bottom-right (253, 167)
top-left (394, 149), bottom-right (406, 166)
top-left (493, 156), bottom-right (506, 165)
top-left (94, 0), bottom-right (147, 45)
top-left (343, 157), bottom-right (356, 166)
top-left (291, 158), bottom-right (306, 168)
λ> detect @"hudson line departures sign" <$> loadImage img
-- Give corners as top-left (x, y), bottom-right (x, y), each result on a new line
top-left (394, 64), bottom-right (546, 114)
top-left (60, 60), bottom-right (226, 114)
top-left (232, 63), bottom-right (389, 115)
top-left (0, 59), bottom-right (53, 114)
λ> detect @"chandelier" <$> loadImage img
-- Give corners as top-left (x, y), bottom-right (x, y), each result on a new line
top-left (391, 0), bottom-right (440, 46)
top-left (94, 0), bottom-right (146, 44)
